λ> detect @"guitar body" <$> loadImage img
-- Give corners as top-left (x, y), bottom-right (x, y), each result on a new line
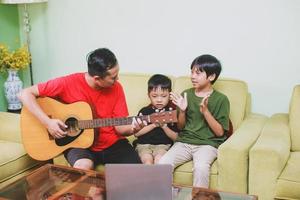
top-left (21, 97), bottom-right (177, 161)
top-left (21, 97), bottom-right (94, 161)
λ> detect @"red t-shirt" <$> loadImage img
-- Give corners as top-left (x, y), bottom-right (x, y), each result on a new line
top-left (38, 73), bottom-right (129, 151)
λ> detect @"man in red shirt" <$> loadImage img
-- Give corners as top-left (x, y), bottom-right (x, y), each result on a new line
top-left (19, 48), bottom-right (143, 169)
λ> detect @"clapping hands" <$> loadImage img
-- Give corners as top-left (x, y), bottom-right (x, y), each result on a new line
top-left (170, 91), bottom-right (211, 114)
top-left (200, 93), bottom-right (210, 114)
top-left (170, 92), bottom-right (187, 112)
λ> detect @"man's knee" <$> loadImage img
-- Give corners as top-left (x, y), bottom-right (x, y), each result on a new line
top-left (73, 158), bottom-right (94, 170)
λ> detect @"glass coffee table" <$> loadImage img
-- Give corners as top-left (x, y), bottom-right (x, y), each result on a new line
top-left (173, 186), bottom-right (258, 200)
top-left (0, 164), bottom-right (106, 200)
top-left (0, 164), bottom-right (257, 200)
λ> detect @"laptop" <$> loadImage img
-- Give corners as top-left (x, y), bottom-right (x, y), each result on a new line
top-left (105, 164), bottom-right (173, 200)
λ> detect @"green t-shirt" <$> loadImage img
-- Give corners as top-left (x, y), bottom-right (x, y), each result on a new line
top-left (176, 88), bottom-right (230, 148)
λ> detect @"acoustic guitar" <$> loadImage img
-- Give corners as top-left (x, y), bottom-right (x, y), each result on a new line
top-left (20, 97), bottom-right (177, 161)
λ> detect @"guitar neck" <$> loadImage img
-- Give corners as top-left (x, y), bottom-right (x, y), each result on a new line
top-left (77, 115), bottom-right (150, 129)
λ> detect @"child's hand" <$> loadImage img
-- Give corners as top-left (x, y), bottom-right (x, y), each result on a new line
top-left (154, 122), bottom-right (167, 128)
top-left (154, 109), bottom-right (168, 128)
top-left (200, 94), bottom-right (210, 114)
top-left (160, 123), bottom-right (168, 128)
top-left (170, 92), bottom-right (187, 112)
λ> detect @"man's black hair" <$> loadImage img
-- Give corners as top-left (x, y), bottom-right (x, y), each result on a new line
top-left (87, 48), bottom-right (118, 78)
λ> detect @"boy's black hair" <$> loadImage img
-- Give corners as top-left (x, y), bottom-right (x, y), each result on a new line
top-left (190, 54), bottom-right (222, 84)
top-left (87, 48), bottom-right (118, 78)
top-left (148, 74), bottom-right (172, 93)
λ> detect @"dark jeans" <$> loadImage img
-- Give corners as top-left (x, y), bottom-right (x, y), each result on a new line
top-left (64, 139), bottom-right (141, 166)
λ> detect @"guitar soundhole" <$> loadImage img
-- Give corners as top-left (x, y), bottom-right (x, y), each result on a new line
top-left (55, 117), bottom-right (83, 147)
top-left (65, 117), bottom-right (80, 137)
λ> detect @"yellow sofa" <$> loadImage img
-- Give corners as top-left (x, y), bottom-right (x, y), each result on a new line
top-left (0, 112), bottom-right (38, 186)
top-left (53, 73), bottom-right (267, 194)
top-left (249, 85), bottom-right (300, 200)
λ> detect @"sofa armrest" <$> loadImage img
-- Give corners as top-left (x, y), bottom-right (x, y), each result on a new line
top-left (0, 112), bottom-right (22, 143)
top-left (249, 113), bottom-right (290, 200)
top-left (217, 113), bottom-right (268, 193)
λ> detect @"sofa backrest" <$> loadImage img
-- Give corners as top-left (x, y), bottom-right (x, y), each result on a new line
top-left (289, 85), bottom-right (300, 151)
top-left (118, 73), bottom-right (152, 116)
top-left (119, 73), bottom-right (249, 131)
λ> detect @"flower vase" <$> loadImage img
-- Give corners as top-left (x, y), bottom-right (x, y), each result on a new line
top-left (4, 70), bottom-right (23, 111)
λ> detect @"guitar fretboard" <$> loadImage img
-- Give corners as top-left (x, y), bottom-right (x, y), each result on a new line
top-left (77, 115), bottom-right (150, 129)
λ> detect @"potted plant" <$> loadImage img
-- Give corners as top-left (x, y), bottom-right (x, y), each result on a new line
top-left (0, 44), bottom-right (31, 111)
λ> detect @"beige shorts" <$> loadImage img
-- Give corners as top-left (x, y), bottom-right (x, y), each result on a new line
top-left (136, 144), bottom-right (171, 157)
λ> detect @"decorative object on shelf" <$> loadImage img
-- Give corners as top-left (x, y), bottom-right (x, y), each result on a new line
top-left (4, 69), bottom-right (23, 110)
top-left (0, 44), bottom-right (30, 111)
top-left (0, 0), bottom-right (48, 85)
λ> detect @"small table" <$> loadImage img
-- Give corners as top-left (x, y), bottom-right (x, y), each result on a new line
top-left (0, 164), bottom-right (106, 200)
top-left (173, 186), bottom-right (258, 200)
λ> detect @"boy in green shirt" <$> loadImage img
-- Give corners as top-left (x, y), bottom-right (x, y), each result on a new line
top-left (159, 54), bottom-right (230, 188)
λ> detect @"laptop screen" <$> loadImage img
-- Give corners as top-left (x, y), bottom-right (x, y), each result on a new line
top-left (105, 164), bottom-right (173, 200)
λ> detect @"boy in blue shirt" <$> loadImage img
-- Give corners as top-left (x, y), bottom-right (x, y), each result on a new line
top-left (159, 55), bottom-right (230, 188)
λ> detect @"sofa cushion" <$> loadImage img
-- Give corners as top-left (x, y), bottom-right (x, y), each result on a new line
top-left (275, 152), bottom-right (300, 199)
top-left (173, 160), bottom-right (218, 186)
top-left (0, 140), bottom-right (37, 183)
top-left (0, 112), bottom-right (21, 143)
top-left (174, 160), bottom-right (218, 174)
top-left (289, 85), bottom-right (300, 151)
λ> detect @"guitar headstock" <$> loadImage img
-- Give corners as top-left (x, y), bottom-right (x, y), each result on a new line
top-left (149, 110), bottom-right (177, 124)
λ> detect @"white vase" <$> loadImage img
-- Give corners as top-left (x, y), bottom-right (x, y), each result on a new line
top-left (4, 70), bottom-right (23, 111)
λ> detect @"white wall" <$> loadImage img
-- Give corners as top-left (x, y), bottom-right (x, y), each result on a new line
top-left (26, 0), bottom-right (300, 116)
